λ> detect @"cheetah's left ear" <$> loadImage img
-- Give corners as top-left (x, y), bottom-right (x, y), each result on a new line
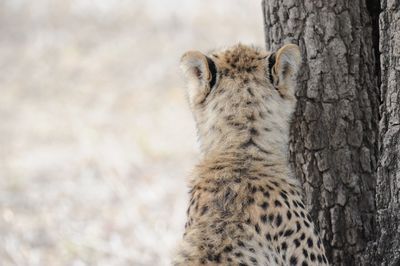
top-left (270, 44), bottom-right (301, 87)
top-left (180, 51), bottom-right (217, 106)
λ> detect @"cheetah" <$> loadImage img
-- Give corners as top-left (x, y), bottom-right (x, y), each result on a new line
top-left (174, 44), bottom-right (329, 266)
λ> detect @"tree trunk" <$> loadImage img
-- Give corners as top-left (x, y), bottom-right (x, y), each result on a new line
top-left (373, 0), bottom-right (400, 265)
top-left (262, 1), bottom-right (380, 265)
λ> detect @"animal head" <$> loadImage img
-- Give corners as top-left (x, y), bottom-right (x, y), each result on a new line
top-left (180, 44), bottom-right (301, 156)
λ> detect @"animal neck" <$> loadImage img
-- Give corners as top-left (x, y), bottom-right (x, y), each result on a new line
top-left (200, 121), bottom-right (290, 164)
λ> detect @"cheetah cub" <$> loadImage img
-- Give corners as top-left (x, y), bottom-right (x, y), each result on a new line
top-left (174, 44), bottom-right (328, 266)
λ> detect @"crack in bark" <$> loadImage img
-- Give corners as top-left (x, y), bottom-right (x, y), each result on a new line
top-left (366, 0), bottom-right (381, 104)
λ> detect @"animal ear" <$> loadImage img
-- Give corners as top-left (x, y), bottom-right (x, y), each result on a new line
top-left (180, 51), bottom-right (217, 105)
top-left (270, 44), bottom-right (301, 87)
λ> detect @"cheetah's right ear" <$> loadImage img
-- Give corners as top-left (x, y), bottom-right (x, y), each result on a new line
top-left (180, 51), bottom-right (217, 105)
top-left (274, 44), bottom-right (301, 79)
top-left (270, 44), bottom-right (301, 88)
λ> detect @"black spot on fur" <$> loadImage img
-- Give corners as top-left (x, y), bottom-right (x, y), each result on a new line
top-left (275, 214), bottom-right (282, 227)
top-left (266, 185), bottom-right (274, 190)
top-left (261, 201), bottom-right (269, 210)
top-left (303, 249), bottom-right (308, 258)
top-left (235, 252), bottom-right (243, 257)
top-left (261, 214), bottom-right (268, 224)
top-left (290, 256), bottom-right (298, 266)
top-left (287, 210), bottom-right (292, 220)
top-left (255, 223), bottom-right (261, 234)
top-left (284, 200), bottom-right (291, 207)
top-left (268, 214), bottom-right (274, 223)
top-left (304, 220), bottom-right (310, 227)
top-left (280, 191), bottom-right (288, 200)
top-left (274, 200), bottom-right (282, 207)
top-left (296, 222), bottom-right (301, 232)
top-left (271, 181), bottom-right (279, 187)
top-left (200, 206), bottom-right (208, 215)
top-left (247, 197), bottom-right (255, 205)
top-left (283, 229), bottom-right (294, 237)
top-left (252, 157), bottom-right (264, 162)
top-left (223, 245), bottom-right (233, 253)
top-left (250, 128), bottom-right (259, 136)
top-left (247, 113), bottom-right (256, 121)
top-left (307, 238), bottom-right (313, 248)
top-left (209, 165), bottom-right (226, 171)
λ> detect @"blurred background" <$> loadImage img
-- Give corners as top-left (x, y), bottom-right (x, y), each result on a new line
top-left (0, 0), bottom-right (264, 265)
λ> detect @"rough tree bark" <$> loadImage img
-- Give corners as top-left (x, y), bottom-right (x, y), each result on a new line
top-left (373, 0), bottom-right (400, 265)
top-left (262, 1), bottom-right (380, 265)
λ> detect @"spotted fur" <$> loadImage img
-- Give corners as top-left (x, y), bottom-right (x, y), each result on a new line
top-left (174, 44), bottom-right (328, 266)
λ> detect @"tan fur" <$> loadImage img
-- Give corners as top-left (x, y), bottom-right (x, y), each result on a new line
top-left (174, 44), bottom-right (328, 266)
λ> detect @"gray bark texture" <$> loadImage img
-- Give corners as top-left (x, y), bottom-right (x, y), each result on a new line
top-left (262, 0), bottom-right (382, 265)
top-left (373, 0), bottom-right (400, 265)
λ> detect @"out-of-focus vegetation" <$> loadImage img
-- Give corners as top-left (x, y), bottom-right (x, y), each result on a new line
top-left (0, 0), bottom-right (263, 265)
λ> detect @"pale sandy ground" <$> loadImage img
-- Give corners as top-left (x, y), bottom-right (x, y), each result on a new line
top-left (0, 1), bottom-right (264, 265)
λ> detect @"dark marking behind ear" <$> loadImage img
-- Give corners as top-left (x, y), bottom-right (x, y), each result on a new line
top-left (267, 53), bottom-right (276, 84)
top-left (206, 56), bottom-right (217, 88)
